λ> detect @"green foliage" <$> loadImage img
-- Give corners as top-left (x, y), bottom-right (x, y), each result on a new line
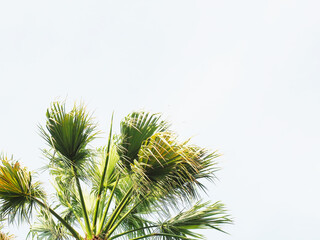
top-left (133, 132), bottom-right (218, 199)
top-left (29, 208), bottom-right (71, 240)
top-left (0, 101), bottom-right (231, 240)
top-left (0, 157), bottom-right (45, 224)
top-left (40, 102), bottom-right (98, 170)
top-left (157, 201), bottom-right (231, 239)
top-left (117, 112), bottom-right (169, 170)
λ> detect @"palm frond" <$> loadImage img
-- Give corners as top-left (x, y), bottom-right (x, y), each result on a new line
top-left (132, 132), bottom-right (218, 202)
top-left (0, 157), bottom-right (45, 224)
top-left (39, 101), bottom-right (98, 170)
top-left (117, 111), bottom-right (169, 170)
top-left (147, 201), bottom-right (231, 240)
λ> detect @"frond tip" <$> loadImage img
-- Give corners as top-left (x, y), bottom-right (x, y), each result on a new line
top-left (0, 157), bottom-right (45, 224)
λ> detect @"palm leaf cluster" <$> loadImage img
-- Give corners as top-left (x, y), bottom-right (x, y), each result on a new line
top-left (0, 156), bottom-right (45, 224)
top-left (0, 102), bottom-right (231, 240)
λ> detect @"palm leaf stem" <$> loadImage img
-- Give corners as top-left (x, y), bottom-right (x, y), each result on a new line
top-left (103, 187), bottom-right (133, 235)
top-left (129, 233), bottom-right (194, 240)
top-left (92, 113), bottom-right (114, 234)
top-left (101, 186), bottom-right (133, 235)
top-left (105, 192), bottom-right (151, 239)
top-left (97, 175), bottom-right (120, 234)
top-left (33, 198), bottom-right (82, 240)
top-left (109, 225), bottom-right (159, 240)
top-left (72, 165), bottom-right (92, 239)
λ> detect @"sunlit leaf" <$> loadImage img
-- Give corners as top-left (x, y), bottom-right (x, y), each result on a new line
top-left (40, 101), bottom-right (98, 169)
top-left (0, 157), bottom-right (45, 224)
top-left (117, 111), bottom-right (169, 170)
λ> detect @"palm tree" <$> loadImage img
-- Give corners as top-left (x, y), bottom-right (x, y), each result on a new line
top-left (0, 102), bottom-right (231, 240)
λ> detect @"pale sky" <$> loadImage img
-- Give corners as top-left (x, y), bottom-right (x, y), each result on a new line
top-left (0, 1), bottom-right (319, 239)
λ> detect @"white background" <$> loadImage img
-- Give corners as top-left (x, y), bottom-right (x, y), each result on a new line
top-left (0, 1), bottom-right (319, 239)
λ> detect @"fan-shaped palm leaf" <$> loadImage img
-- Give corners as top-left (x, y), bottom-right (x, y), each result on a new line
top-left (132, 132), bottom-right (218, 201)
top-left (117, 111), bottom-right (169, 170)
top-left (40, 102), bottom-right (100, 238)
top-left (40, 101), bottom-right (98, 168)
top-left (156, 201), bottom-right (231, 239)
top-left (0, 157), bottom-right (45, 224)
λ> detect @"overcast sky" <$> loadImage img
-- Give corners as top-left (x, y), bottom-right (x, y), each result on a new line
top-left (0, 0), bottom-right (319, 239)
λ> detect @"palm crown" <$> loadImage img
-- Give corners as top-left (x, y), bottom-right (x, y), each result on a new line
top-left (0, 102), bottom-right (231, 240)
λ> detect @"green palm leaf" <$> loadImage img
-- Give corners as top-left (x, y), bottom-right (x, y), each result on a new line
top-left (132, 132), bottom-right (218, 201)
top-left (40, 102), bottom-right (98, 169)
top-left (117, 111), bottom-right (169, 170)
top-left (157, 201), bottom-right (232, 239)
top-left (0, 157), bottom-right (45, 224)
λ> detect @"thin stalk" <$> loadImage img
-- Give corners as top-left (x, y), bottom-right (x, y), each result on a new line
top-left (97, 188), bottom-right (107, 227)
top-left (72, 165), bottom-right (92, 239)
top-left (92, 113), bottom-right (114, 234)
top-left (97, 175), bottom-right (120, 234)
top-left (104, 192), bottom-right (132, 234)
top-left (34, 198), bottom-right (82, 240)
top-left (129, 233), bottom-right (193, 240)
top-left (106, 193), bottom-right (151, 238)
top-left (101, 186), bottom-right (133, 234)
top-left (109, 225), bottom-right (158, 240)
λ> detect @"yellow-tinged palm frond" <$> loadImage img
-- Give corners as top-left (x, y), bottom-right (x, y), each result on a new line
top-left (0, 232), bottom-right (15, 240)
top-left (39, 102), bottom-right (100, 239)
top-left (132, 132), bottom-right (218, 200)
top-left (0, 224), bottom-right (15, 240)
top-left (0, 157), bottom-right (45, 224)
top-left (97, 113), bottom-right (229, 240)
